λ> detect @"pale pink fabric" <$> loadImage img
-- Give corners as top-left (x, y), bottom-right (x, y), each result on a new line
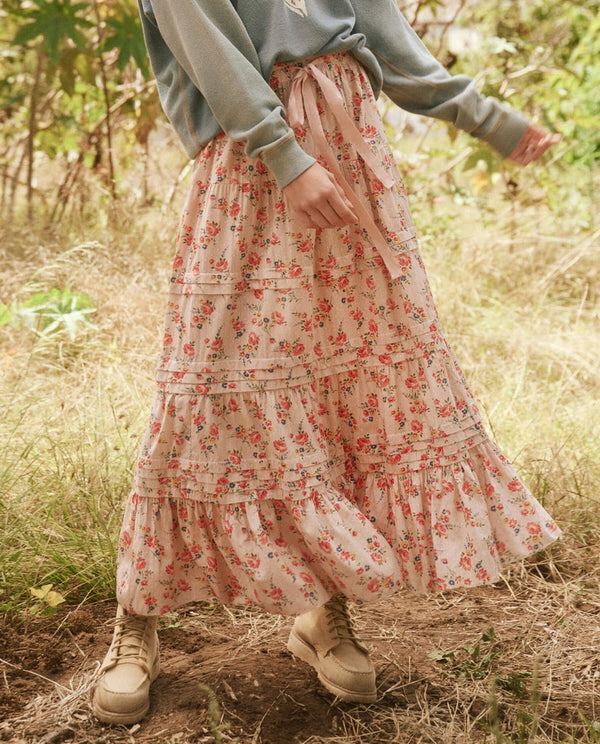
top-left (288, 62), bottom-right (400, 276)
top-left (116, 54), bottom-right (560, 616)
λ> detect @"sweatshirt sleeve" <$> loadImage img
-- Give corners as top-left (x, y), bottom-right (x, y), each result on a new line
top-left (143, 0), bottom-right (315, 187)
top-left (350, 0), bottom-right (529, 157)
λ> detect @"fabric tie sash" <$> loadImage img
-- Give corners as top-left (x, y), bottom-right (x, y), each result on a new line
top-left (287, 62), bottom-right (403, 279)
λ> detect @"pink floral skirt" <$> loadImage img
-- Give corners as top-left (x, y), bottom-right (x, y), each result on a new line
top-left (116, 54), bottom-right (560, 616)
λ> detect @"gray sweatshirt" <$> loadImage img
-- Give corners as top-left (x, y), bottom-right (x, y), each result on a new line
top-left (139, 0), bottom-right (530, 188)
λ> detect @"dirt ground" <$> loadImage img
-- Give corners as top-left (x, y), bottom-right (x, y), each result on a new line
top-left (2, 566), bottom-right (600, 744)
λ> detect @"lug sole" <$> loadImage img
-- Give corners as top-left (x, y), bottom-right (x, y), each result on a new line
top-left (287, 629), bottom-right (377, 703)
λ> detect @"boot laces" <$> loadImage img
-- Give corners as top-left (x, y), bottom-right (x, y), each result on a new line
top-left (324, 594), bottom-right (367, 643)
top-left (108, 612), bottom-right (152, 663)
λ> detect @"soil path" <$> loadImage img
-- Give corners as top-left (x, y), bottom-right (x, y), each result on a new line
top-left (2, 578), bottom-right (599, 743)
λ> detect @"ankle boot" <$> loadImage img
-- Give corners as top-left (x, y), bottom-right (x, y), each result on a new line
top-left (92, 605), bottom-right (160, 724)
top-left (287, 594), bottom-right (376, 703)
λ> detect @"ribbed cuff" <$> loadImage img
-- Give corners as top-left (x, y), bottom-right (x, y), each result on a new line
top-left (483, 108), bottom-right (530, 159)
top-left (260, 134), bottom-right (316, 189)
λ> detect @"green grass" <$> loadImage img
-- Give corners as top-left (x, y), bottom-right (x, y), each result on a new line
top-left (0, 197), bottom-right (179, 612)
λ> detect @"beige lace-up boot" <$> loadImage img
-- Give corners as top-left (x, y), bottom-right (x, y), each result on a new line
top-left (92, 605), bottom-right (160, 725)
top-left (287, 594), bottom-right (376, 702)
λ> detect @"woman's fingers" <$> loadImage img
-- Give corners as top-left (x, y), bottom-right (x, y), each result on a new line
top-left (320, 200), bottom-right (355, 228)
top-left (283, 162), bottom-right (358, 229)
top-left (297, 199), bottom-right (354, 229)
top-left (319, 187), bottom-right (357, 228)
top-left (325, 170), bottom-right (357, 220)
top-left (509, 127), bottom-right (562, 165)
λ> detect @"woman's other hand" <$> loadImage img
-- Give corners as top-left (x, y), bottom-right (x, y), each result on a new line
top-left (509, 126), bottom-right (562, 165)
top-left (283, 163), bottom-right (358, 229)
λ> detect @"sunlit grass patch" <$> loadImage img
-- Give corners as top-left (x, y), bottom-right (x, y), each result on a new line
top-left (0, 364), bottom-right (146, 611)
top-left (0, 210), bottom-right (178, 614)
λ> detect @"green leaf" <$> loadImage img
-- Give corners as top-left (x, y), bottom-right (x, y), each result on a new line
top-left (482, 627), bottom-right (495, 643)
top-left (11, 0), bottom-right (93, 65)
top-left (0, 304), bottom-right (13, 328)
top-left (462, 147), bottom-right (499, 174)
top-left (12, 289), bottom-right (96, 339)
top-left (36, 129), bottom-right (63, 159)
top-left (12, 22), bottom-right (45, 47)
top-left (30, 583), bottom-right (53, 600)
top-left (74, 51), bottom-right (97, 86)
top-left (58, 47), bottom-right (80, 96)
top-left (101, 10), bottom-right (149, 75)
top-left (45, 590), bottom-right (66, 608)
top-left (0, 93), bottom-right (28, 111)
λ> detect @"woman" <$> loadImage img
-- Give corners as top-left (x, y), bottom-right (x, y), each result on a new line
top-left (92, 0), bottom-right (561, 724)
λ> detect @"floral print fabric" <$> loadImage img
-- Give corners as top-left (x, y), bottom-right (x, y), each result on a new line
top-left (117, 54), bottom-right (560, 616)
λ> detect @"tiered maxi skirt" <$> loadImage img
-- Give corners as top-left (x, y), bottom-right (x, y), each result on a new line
top-left (117, 53), bottom-right (560, 616)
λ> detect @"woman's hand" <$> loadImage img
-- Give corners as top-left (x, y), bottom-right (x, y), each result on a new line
top-left (283, 163), bottom-right (358, 229)
top-left (509, 126), bottom-right (561, 166)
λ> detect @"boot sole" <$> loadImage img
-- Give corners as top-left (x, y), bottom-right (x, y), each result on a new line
top-left (92, 651), bottom-right (161, 725)
top-left (287, 629), bottom-right (377, 703)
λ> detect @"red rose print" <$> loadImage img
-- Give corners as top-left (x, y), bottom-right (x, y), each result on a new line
top-left (273, 439), bottom-right (287, 453)
top-left (367, 577), bottom-right (381, 592)
top-left (200, 301), bottom-right (214, 315)
top-left (248, 251), bottom-right (261, 267)
top-left (411, 420), bottom-right (423, 435)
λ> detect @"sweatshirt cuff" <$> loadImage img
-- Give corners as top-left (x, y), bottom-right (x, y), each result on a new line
top-left (260, 134), bottom-right (316, 189)
top-left (482, 108), bottom-right (530, 159)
